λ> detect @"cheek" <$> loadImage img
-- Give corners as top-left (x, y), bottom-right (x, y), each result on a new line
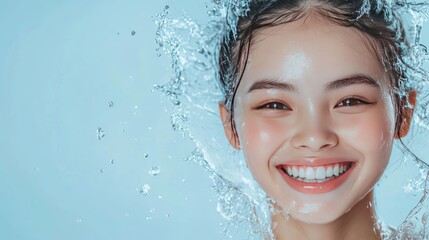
top-left (236, 114), bottom-right (287, 172)
top-left (337, 108), bottom-right (394, 168)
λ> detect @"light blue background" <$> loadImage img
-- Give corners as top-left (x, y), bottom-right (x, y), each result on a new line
top-left (0, 1), bottom-right (227, 239)
top-left (0, 1), bottom-right (428, 240)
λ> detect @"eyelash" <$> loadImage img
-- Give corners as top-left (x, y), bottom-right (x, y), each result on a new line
top-left (256, 102), bottom-right (291, 110)
top-left (335, 97), bottom-right (371, 108)
top-left (256, 97), bottom-right (371, 111)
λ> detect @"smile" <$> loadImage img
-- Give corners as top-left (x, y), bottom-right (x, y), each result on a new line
top-left (277, 160), bottom-right (356, 194)
top-left (281, 163), bottom-right (352, 183)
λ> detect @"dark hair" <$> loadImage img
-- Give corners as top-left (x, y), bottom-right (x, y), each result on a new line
top-left (218, 0), bottom-right (412, 143)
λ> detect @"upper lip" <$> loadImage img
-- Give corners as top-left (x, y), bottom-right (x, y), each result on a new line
top-left (276, 158), bottom-right (357, 167)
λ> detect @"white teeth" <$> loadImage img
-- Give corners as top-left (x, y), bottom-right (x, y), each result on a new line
top-left (293, 167), bottom-right (299, 177)
top-left (299, 167), bottom-right (305, 178)
top-left (315, 167), bottom-right (325, 180)
top-left (282, 163), bottom-right (352, 183)
top-left (306, 167), bottom-right (315, 180)
top-left (326, 167), bottom-right (333, 177)
top-left (333, 164), bottom-right (339, 176)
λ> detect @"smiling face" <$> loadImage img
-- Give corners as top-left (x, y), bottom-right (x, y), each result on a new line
top-left (220, 16), bottom-right (397, 224)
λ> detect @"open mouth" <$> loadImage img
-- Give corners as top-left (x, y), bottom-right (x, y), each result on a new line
top-left (280, 162), bottom-right (353, 183)
top-left (277, 161), bottom-right (356, 194)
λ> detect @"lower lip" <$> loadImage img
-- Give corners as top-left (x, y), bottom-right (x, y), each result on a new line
top-left (278, 164), bottom-right (355, 194)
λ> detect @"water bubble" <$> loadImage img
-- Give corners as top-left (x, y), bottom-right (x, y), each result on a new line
top-left (164, 5), bottom-right (169, 10)
top-left (96, 127), bottom-right (105, 140)
top-left (148, 166), bottom-right (160, 176)
top-left (108, 101), bottom-right (114, 107)
top-left (139, 184), bottom-right (151, 196)
top-left (131, 30), bottom-right (136, 36)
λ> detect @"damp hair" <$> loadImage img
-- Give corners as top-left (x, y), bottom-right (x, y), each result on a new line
top-left (218, 0), bottom-right (416, 148)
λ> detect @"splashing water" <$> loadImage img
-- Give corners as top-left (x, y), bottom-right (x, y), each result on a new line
top-left (148, 166), bottom-right (161, 176)
top-left (139, 184), bottom-right (151, 196)
top-left (155, 0), bottom-right (429, 239)
top-left (97, 127), bottom-right (105, 140)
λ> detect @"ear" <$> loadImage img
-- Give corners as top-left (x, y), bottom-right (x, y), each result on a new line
top-left (394, 91), bottom-right (416, 139)
top-left (219, 103), bottom-right (240, 150)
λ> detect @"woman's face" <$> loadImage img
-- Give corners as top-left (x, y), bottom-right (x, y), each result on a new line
top-left (221, 16), bottom-right (396, 224)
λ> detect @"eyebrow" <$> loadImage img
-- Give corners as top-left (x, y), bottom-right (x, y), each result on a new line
top-left (325, 75), bottom-right (381, 91)
top-left (247, 74), bottom-right (380, 94)
top-left (247, 79), bottom-right (297, 93)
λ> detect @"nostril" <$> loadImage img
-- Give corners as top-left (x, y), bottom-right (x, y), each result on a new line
top-left (291, 132), bottom-right (339, 152)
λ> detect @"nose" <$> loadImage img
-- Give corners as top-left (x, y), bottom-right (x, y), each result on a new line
top-left (290, 114), bottom-right (339, 152)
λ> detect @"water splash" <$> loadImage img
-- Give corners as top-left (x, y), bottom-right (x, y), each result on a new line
top-left (148, 166), bottom-right (160, 176)
top-left (139, 184), bottom-right (151, 196)
top-left (96, 127), bottom-right (105, 140)
top-left (155, 0), bottom-right (429, 239)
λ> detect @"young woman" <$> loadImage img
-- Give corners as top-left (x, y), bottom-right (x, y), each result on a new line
top-left (217, 0), bottom-right (420, 239)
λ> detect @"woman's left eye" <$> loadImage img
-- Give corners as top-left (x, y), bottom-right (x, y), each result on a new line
top-left (335, 97), bottom-right (369, 108)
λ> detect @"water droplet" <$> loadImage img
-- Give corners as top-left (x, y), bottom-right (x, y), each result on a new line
top-left (148, 166), bottom-right (160, 176)
top-left (97, 127), bottom-right (105, 140)
top-left (144, 153), bottom-right (149, 158)
top-left (116, 32), bottom-right (120, 35)
top-left (110, 159), bottom-right (114, 164)
top-left (157, 53), bottom-right (161, 57)
top-left (165, 213), bottom-right (170, 218)
top-left (139, 184), bottom-right (151, 196)
top-left (158, 195), bottom-right (163, 199)
top-left (134, 105), bottom-right (138, 109)
top-left (99, 168), bottom-right (104, 173)
top-left (76, 218), bottom-right (82, 223)
top-left (164, 5), bottom-right (169, 10)
top-left (181, 178), bottom-right (186, 183)
top-left (131, 30), bottom-right (136, 36)
top-left (108, 101), bottom-right (114, 107)
top-left (146, 216), bottom-right (152, 221)
top-left (148, 126), bottom-right (152, 130)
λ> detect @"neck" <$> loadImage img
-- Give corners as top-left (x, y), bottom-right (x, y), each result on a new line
top-left (272, 192), bottom-right (381, 240)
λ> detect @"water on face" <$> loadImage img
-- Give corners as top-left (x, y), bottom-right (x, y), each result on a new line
top-left (155, 0), bottom-right (429, 239)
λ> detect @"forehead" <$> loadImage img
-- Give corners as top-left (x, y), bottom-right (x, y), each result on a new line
top-left (241, 15), bottom-right (386, 88)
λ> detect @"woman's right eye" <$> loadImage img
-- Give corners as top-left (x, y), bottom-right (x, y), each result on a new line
top-left (257, 102), bottom-right (291, 110)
